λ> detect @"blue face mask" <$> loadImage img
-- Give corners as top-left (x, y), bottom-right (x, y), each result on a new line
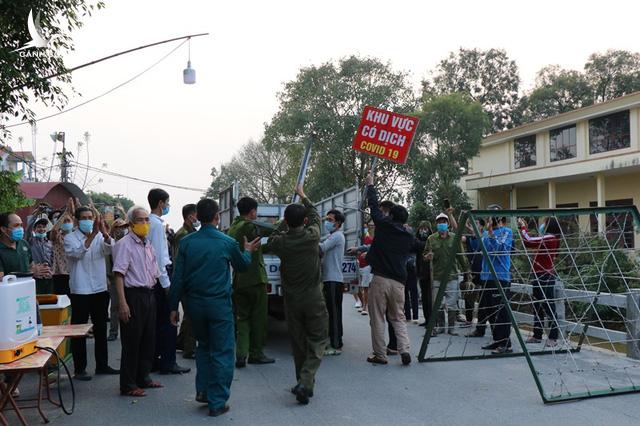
top-left (79, 219), bottom-right (94, 234)
top-left (436, 223), bottom-right (449, 233)
top-left (539, 223), bottom-right (545, 234)
top-left (34, 232), bottom-right (47, 239)
top-left (324, 221), bottom-right (336, 233)
top-left (162, 205), bottom-right (170, 216)
top-left (10, 227), bottom-right (24, 241)
top-left (61, 223), bottom-right (73, 233)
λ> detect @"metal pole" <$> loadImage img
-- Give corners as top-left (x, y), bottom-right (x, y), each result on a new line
top-left (31, 121), bottom-right (37, 181)
top-left (292, 137), bottom-right (314, 203)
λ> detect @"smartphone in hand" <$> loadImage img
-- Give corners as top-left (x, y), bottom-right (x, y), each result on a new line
top-left (443, 199), bottom-right (451, 210)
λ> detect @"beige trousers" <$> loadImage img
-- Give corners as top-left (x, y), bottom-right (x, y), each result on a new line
top-left (368, 275), bottom-right (411, 358)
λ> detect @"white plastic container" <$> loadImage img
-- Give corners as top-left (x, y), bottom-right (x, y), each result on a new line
top-left (0, 275), bottom-right (38, 362)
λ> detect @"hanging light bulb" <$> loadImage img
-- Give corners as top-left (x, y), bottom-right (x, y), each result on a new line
top-left (183, 38), bottom-right (196, 84)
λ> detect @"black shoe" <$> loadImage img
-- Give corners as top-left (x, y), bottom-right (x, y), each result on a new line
top-left (248, 356), bottom-right (275, 365)
top-left (209, 405), bottom-right (230, 417)
top-left (400, 352), bottom-right (412, 366)
top-left (74, 371), bottom-right (92, 381)
top-left (293, 384), bottom-right (310, 405)
top-left (481, 341), bottom-right (501, 350)
top-left (418, 322), bottom-right (427, 327)
top-left (95, 366), bottom-right (120, 375)
top-left (235, 357), bottom-right (247, 369)
top-left (291, 384), bottom-right (314, 398)
top-left (160, 363), bottom-right (191, 375)
top-left (468, 330), bottom-right (485, 338)
top-left (183, 352), bottom-right (196, 360)
top-left (195, 392), bottom-right (208, 404)
top-left (107, 333), bottom-right (118, 342)
top-left (492, 345), bottom-right (513, 354)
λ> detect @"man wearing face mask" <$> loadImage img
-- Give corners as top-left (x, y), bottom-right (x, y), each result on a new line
top-left (64, 206), bottom-right (119, 380)
top-left (320, 209), bottom-right (346, 355)
top-left (29, 217), bottom-right (54, 294)
top-left (424, 213), bottom-right (470, 336)
top-left (228, 197), bottom-right (275, 368)
top-left (113, 206), bottom-right (162, 397)
top-left (174, 204), bottom-right (199, 359)
top-left (147, 188), bottom-right (190, 375)
top-left (51, 210), bottom-right (74, 295)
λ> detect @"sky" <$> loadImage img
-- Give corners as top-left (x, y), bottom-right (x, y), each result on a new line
top-left (5, 0), bottom-right (640, 228)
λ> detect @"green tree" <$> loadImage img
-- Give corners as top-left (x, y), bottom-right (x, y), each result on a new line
top-left (0, 1), bottom-right (104, 134)
top-left (423, 48), bottom-right (520, 133)
top-left (520, 65), bottom-right (594, 123)
top-left (87, 191), bottom-right (134, 214)
top-left (409, 93), bottom-right (490, 215)
top-left (584, 50), bottom-right (640, 103)
top-left (0, 170), bottom-right (32, 212)
top-left (264, 55), bottom-right (417, 201)
top-left (206, 140), bottom-right (299, 203)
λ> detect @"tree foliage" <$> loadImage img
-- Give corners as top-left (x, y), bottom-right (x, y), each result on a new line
top-left (263, 55), bottom-right (417, 201)
top-left (87, 191), bottom-right (134, 213)
top-left (0, 170), bottom-right (32, 212)
top-left (0, 0), bottom-right (104, 135)
top-left (409, 93), bottom-right (490, 214)
top-left (519, 65), bottom-right (594, 122)
top-left (206, 141), bottom-right (299, 204)
top-left (423, 48), bottom-right (520, 133)
top-left (585, 50), bottom-right (640, 103)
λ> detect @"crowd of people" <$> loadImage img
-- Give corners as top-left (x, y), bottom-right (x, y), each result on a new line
top-left (0, 170), bottom-right (564, 417)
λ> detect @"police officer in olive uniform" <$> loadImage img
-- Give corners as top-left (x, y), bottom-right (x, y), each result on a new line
top-left (266, 184), bottom-right (329, 405)
top-left (228, 196), bottom-right (275, 367)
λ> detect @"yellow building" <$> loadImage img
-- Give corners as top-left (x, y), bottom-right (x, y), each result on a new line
top-left (463, 91), bottom-right (640, 245)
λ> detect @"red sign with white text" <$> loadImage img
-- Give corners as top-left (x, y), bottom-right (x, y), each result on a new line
top-left (352, 106), bottom-right (419, 164)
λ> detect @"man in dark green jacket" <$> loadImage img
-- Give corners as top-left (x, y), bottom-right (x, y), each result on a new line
top-left (169, 199), bottom-right (260, 417)
top-left (266, 185), bottom-right (328, 405)
top-left (173, 203), bottom-right (198, 359)
top-left (228, 197), bottom-right (275, 368)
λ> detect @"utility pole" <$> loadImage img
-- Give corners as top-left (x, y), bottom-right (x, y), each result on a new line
top-left (51, 132), bottom-right (70, 182)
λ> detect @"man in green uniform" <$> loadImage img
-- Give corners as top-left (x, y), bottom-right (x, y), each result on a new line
top-left (424, 213), bottom-right (470, 336)
top-left (266, 185), bottom-right (329, 405)
top-left (169, 199), bottom-right (260, 417)
top-left (173, 203), bottom-right (198, 359)
top-left (0, 212), bottom-right (50, 280)
top-left (228, 196), bottom-right (275, 368)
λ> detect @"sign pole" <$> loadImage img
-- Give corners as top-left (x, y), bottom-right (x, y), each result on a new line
top-left (292, 136), bottom-right (314, 203)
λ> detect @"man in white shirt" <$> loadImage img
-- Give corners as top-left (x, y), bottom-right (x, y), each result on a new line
top-left (64, 206), bottom-right (119, 380)
top-left (320, 209), bottom-right (346, 355)
top-left (147, 188), bottom-right (190, 375)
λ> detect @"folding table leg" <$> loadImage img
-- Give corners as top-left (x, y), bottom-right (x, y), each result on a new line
top-left (36, 369), bottom-right (50, 423)
top-left (0, 373), bottom-right (28, 426)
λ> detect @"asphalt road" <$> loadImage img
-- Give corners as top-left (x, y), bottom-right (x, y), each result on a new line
top-left (12, 299), bottom-right (640, 425)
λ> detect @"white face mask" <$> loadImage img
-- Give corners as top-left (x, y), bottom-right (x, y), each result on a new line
top-left (193, 219), bottom-right (201, 228)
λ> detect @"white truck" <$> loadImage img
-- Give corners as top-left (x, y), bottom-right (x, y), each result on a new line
top-left (218, 183), bottom-right (362, 318)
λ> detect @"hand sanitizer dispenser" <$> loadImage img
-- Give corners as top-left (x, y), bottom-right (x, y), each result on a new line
top-left (0, 275), bottom-right (38, 363)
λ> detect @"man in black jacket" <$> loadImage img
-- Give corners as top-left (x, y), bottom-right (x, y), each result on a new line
top-left (365, 171), bottom-right (415, 366)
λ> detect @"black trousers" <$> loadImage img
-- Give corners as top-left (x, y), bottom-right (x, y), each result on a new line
top-left (323, 281), bottom-right (344, 349)
top-left (532, 273), bottom-right (558, 340)
top-left (53, 274), bottom-right (70, 296)
top-left (154, 282), bottom-right (177, 371)
top-left (70, 291), bottom-right (110, 373)
top-left (476, 280), bottom-right (512, 345)
top-left (419, 277), bottom-right (433, 324)
top-left (120, 287), bottom-right (156, 392)
top-left (404, 267), bottom-right (419, 320)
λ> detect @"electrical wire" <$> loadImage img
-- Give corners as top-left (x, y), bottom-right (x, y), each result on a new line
top-left (35, 346), bottom-right (75, 415)
top-left (70, 160), bottom-right (206, 192)
top-left (3, 39), bottom-right (189, 129)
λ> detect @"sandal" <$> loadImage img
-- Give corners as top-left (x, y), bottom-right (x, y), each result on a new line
top-left (141, 381), bottom-right (164, 389)
top-left (121, 388), bottom-right (147, 397)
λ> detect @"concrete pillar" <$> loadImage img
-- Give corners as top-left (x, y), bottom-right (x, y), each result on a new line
top-left (548, 181), bottom-right (556, 209)
top-left (510, 186), bottom-right (518, 227)
top-left (626, 289), bottom-right (640, 359)
top-left (597, 174), bottom-right (606, 234)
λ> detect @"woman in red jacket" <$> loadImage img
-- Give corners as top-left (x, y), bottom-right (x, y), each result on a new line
top-left (518, 217), bottom-right (562, 347)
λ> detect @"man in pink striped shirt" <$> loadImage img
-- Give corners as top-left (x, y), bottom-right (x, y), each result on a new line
top-left (113, 206), bottom-right (162, 397)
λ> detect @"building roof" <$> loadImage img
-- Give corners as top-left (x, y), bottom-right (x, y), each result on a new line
top-left (483, 91), bottom-right (640, 147)
top-left (0, 146), bottom-right (34, 162)
top-left (19, 182), bottom-right (89, 204)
